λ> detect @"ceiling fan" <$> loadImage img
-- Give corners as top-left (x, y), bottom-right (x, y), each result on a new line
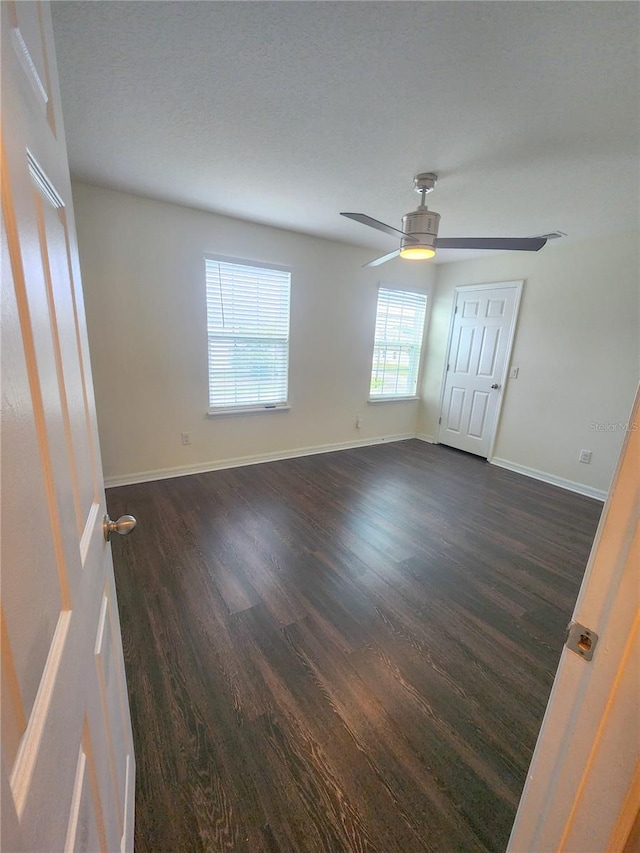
top-left (340, 173), bottom-right (547, 267)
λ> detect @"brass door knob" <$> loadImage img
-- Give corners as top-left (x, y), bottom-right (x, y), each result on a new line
top-left (103, 514), bottom-right (137, 542)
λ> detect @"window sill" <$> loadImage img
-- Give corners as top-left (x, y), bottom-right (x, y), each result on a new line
top-left (367, 396), bottom-right (420, 404)
top-left (207, 404), bottom-right (291, 418)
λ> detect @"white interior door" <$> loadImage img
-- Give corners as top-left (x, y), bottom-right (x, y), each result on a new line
top-left (1, 2), bottom-right (135, 851)
top-left (438, 282), bottom-right (522, 457)
top-left (508, 386), bottom-right (639, 851)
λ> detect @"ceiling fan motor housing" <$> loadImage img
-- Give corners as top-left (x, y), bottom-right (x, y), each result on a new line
top-left (401, 207), bottom-right (440, 252)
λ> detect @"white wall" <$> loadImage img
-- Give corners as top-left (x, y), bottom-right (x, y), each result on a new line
top-left (419, 232), bottom-right (639, 494)
top-left (74, 181), bottom-right (638, 495)
top-left (72, 182), bottom-right (434, 483)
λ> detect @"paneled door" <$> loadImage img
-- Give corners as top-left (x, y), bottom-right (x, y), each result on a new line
top-left (1, 2), bottom-right (135, 851)
top-left (438, 282), bottom-right (522, 457)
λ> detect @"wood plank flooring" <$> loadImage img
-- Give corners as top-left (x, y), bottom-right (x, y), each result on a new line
top-left (106, 440), bottom-right (602, 853)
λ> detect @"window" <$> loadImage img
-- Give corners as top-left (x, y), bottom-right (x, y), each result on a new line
top-left (205, 257), bottom-right (291, 412)
top-left (369, 287), bottom-right (427, 399)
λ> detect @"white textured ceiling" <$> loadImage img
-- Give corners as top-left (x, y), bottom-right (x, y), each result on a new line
top-left (51, 1), bottom-right (639, 263)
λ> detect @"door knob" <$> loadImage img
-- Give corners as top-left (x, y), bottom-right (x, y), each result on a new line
top-left (490, 383), bottom-right (501, 389)
top-left (103, 514), bottom-right (137, 542)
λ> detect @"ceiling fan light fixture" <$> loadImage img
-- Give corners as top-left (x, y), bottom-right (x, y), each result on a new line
top-left (400, 245), bottom-right (436, 260)
top-left (400, 207), bottom-right (440, 260)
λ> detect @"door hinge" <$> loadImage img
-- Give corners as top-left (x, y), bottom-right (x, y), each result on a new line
top-left (438, 417), bottom-right (442, 425)
top-left (565, 621), bottom-right (598, 661)
top-left (446, 363), bottom-right (450, 372)
top-left (455, 306), bottom-right (458, 314)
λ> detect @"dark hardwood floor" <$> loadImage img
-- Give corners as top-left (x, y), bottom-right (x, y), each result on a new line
top-left (107, 440), bottom-right (602, 853)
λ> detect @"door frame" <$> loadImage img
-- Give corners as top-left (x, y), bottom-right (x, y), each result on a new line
top-left (436, 280), bottom-right (524, 460)
top-left (506, 384), bottom-right (639, 851)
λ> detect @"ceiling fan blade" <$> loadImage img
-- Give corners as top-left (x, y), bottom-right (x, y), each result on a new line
top-left (341, 212), bottom-right (418, 242)
top-left (362, 249), bottom-right (401, 268)
top-left (435, 237), bottom-right (547, 251)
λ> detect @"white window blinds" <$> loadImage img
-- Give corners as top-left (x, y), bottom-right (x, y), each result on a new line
top-left (370, 287), bottom-right (427, 398)
top-left (205, 257), bottom-right (291, 410)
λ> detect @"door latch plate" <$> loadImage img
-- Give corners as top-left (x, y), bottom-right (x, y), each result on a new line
top-left (565, 621), bottom-right (598, 661)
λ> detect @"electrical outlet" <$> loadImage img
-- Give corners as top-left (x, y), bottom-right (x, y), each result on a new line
top-left (355, 414), bottom-right (362, 430)
top-left (181, 432), bottom-right (191, 446)
top-left (579, 449), bottom-right (592, 464)
top-left (509, 367), bottom-right (519, 379)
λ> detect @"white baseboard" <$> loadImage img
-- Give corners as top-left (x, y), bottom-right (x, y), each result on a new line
top-left (104, 433), bottom-right (415, 488)
top-left (490, 457), bottom-right (608, 502)
top-left (415, 433), bottom-right (436, 444)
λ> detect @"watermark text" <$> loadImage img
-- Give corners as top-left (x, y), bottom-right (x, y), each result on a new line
top-left (589, 421), bottom-right (638, 433)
